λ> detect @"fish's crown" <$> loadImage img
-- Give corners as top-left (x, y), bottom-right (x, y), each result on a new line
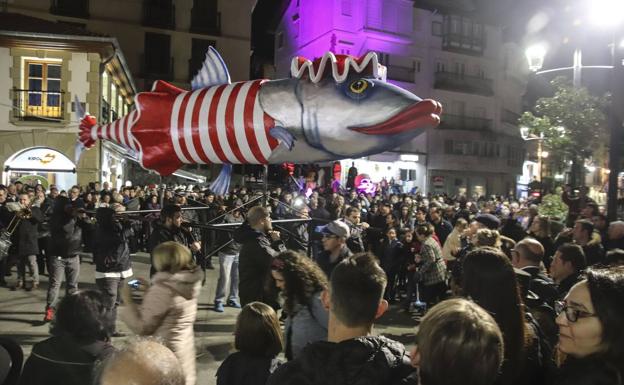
top-left (291, 52), bottom-right (387, 84)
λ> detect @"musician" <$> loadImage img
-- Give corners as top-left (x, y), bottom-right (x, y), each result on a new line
top-left (147, 204), bottom-right (201, 277)
top-left (93, 207), bottom-right (134, 335)
top-left (343, 206), bottom-right (369, 253)
top-left (10, 193), bottom-right (44, 291)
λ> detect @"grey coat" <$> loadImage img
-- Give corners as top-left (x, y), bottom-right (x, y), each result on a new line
top-left (285, 291), bottom-right (329, 360)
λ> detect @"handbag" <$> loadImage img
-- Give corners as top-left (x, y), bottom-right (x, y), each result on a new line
top-left (0, 214), bottom-right (21, 261)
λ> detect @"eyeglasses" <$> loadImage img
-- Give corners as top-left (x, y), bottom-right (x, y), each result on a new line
top-left (322, 234), bottom-right (338, 239)
top-left (555, 301), bottom-right (597, 323)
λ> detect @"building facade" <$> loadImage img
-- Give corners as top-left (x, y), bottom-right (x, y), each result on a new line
top-left (0, 12), bottom-right (135, 190)
top-left (5, 0), bottom-right (254, 184)
top-left (273, 0), bottom-right (528, 196)
top-left (7, 0), bottom-right (254, 90)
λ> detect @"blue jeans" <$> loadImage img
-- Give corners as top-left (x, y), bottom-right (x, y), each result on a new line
top-left (214, 252), bottom-right (239, 303)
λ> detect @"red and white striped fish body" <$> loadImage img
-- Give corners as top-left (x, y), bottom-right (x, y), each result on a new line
top-left (80, 79), bottom-right (279, 175)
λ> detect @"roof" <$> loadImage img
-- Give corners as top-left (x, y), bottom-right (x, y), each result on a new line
top-left (0, 12), bottom-right (107, 37)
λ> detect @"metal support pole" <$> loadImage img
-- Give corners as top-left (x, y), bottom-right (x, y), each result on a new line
top-left (607, 34), bottom-right (624, 221)
top-left (573, 49), bottom-right (582, 88)
top-left (263, 164), bottom-right (268, 206)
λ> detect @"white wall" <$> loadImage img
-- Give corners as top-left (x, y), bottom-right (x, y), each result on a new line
top-left (0, 47), bottom-right (11, 126)
top-left (67, 52), bottom-right (91, 114)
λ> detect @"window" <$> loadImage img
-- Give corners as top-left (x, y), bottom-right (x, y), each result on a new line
top-left (442, 15), bottom-right (484, 55)
top-left (377, 52), bottom-right (389, 65)
top-left (341, 0), bottom-right (352, 16)
top-left (277, 31), bottom-right (284, 49)
top-left (435, 60), bottom-right (446, 73)
top-left (24, 61), bottom-right (62, 118)
top-left (415, 60), bottom-right (421, 72)
top-left (144, 32), bottom-right (172, 78)
top-left (142, 0), bottom-right (175, 29)
top-left (191, 0), bottom-right (220, 35)
top-left (50, 0), bottom-right (89, 19)
top-left (432, 21), bottom-right (442, 36)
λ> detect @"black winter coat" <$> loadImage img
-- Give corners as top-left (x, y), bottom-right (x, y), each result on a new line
top-left (216, 351), bottom-right (279, 385)
top-left (13, 206), bottom-right (43, 257)
top-left (233, 222), bottom-right (285, 307)
top-left (555, 356), bottom-right (622, 385)
top-left (49, 217), bottom-right (87, 258)
top-left (18, 336), bottom-right (114, 385)
top-left (93, 220), bottom-right (133, 274)
top-left (267, 336), bottom-right (417, 385)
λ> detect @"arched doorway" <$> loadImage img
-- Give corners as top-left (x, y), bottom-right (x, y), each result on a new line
top-left (3, 146), bottom-right (77, 190)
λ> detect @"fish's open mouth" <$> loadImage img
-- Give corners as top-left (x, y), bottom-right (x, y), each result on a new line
top-left (348, 99), bottom-right (442, 135)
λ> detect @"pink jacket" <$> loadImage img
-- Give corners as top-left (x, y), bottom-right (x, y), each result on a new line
top-left (120, 267), bottom-right (203, 385)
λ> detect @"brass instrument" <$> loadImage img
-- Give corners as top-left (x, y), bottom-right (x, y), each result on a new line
top-left (16, 207), bottom-right (32, 219)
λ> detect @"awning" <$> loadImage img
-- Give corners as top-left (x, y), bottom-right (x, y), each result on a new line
top-left (4, 146), bottom-right (76, 173)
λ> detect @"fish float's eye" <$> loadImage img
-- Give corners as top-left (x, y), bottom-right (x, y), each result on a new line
top-left (349, 79), bottom-right (369, 94)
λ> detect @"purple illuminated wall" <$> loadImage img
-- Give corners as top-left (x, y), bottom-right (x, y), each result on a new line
top-left (282, 0), bottom-right (413, 61)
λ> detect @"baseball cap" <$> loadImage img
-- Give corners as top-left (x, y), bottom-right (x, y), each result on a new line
top-left (318, 220), bottom-right (350, 238)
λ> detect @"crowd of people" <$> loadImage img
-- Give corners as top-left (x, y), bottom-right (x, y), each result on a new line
top-left (0, 177), bottom-right (622, 385)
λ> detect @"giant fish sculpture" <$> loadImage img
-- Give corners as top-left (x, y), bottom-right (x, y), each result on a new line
top-left (78, 47), bottom-right (442, 193)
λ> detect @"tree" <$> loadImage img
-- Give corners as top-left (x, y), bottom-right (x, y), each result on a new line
top-left (520, 77), bottom-right (609, 188)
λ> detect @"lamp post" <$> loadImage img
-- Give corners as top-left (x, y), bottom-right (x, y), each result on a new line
top-left (526, 34), bottom-right (624, 219)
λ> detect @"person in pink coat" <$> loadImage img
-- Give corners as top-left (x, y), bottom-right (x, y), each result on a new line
top-left (120, 241), bottom-right (203, 385)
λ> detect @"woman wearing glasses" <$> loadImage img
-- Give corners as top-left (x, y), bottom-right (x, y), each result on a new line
top-left (555, 265), bottom-right (624, 385)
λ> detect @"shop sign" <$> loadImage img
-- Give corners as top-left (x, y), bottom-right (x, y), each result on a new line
top-left (6, 147), bottom-right (75, 171)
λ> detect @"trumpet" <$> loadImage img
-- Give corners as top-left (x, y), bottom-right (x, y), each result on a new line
top-left (16, 207), bottom-right (32, 219)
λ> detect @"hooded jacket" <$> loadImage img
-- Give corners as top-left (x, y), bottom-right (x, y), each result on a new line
top-left (234, 222), bottom-right (285, 306)
top-left (267, 336), bottom-right (417, 385)
top-left (119, 267), bottom-right (202, 385)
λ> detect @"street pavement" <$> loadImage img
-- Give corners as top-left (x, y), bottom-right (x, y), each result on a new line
top-left (0, 252), bottom-right (419, 384)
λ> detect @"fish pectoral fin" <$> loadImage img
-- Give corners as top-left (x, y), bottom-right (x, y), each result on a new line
top-left (269, 126), bottom-right (296, 151)
top-left (209, 164), bottom-right (232, 195)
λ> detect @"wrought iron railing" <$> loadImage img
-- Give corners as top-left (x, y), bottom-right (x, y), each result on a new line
top-left (439, 113), bottom-right (493, 132)
top-left (13, 89), bottom-right (66, 121)
top-left (434, 71), bottom-right (494, 96)
top-left (141, 54), bottom-right (174, 81)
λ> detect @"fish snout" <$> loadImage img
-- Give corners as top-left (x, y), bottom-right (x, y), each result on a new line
top-left (348, 99), bottom-right (442, 135)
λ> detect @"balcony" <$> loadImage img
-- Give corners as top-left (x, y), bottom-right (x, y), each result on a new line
top-left (439, 114), bottom-right (493, 132)
top-left (442, 33), bottom-right (484, 55)
top-left (13, 89), bottom-right (66, 122)
top-left (141, 54), bottom-right (174, 81)
top-left (190, 11), bottom-right (221, 36)
top-left (387, 65), bottom-right (415, 83)
top-left (142, 1), bottom-right (176, 29)
top-left (502, 109), bottom-right (521, 125)
top-left (101, 98), bottom-right (110, 123)
top-left (434, 71), bottom-right (494, 96)
top-left (50, 0), bottom-right (89, 18)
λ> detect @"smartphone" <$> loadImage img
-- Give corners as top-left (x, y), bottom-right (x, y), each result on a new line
top-left (127, 279), bottom-right (141, 289)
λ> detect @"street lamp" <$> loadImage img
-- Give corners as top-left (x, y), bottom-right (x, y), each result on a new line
top-left (525, 44), bottom-right (613, 88)
top-left (526, 37), bottom-right (624, 220)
